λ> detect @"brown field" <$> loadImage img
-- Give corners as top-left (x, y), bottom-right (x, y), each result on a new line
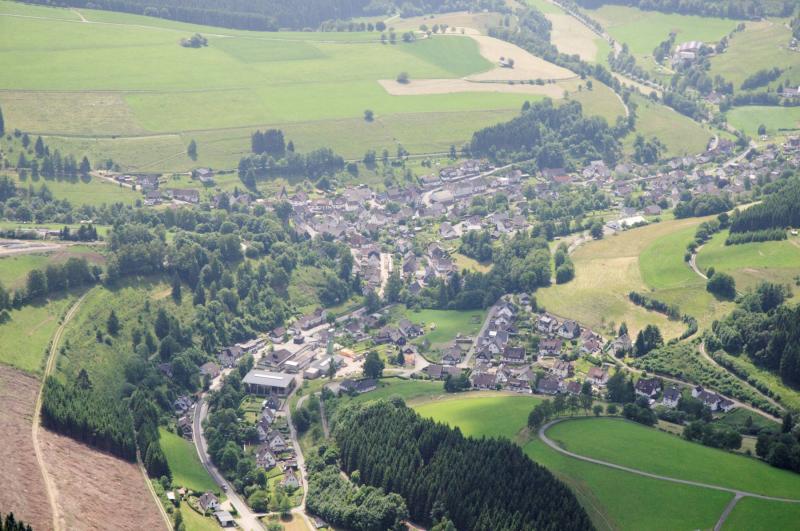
top-left (0, 365), bottom-right (52, 531)
top-left (547, 13), bottom-right (599, 61)
top-left (40, 429), bottom-right (165, 531)
top-left (466, 35), bottom-right (576, 81)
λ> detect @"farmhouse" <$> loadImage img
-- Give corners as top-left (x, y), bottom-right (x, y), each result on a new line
top-left (537, 377), bottom-right (561, 395)
top-left (243, 370), bottom-right (296, 397)
top-left (662, 387), bottom-right (681, 408)
top-left (634, 377), bottom-right (661, 399)
top-left (692, 386), bottom-right (735, 412)
top-left (587, 367), bottom-right (609, 387)
top-left (501, 346), bottom-right (526, 364)
top-left (539, 338), bottom-right (562, 357)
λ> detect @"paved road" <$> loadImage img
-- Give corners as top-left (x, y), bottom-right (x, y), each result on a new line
top-left (193, 397), bottom-right (266, 531)
top-left (459, 301), bottom-right (500, 368)
top-left (538, 417), bottom-right (800, 503)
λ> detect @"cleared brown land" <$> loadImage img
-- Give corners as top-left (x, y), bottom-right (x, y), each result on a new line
top-left (39, 429), bottom-right (165, 531)
top-left (466, 35), bottom-right (576, 81)
top-left (547, 13), bottom-right (599, 61)
top-left (0, 365), bottom-right (52, 531)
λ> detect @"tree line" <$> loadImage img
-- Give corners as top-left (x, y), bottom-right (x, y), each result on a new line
top-left (673, 194), bottom-right (733, 218)
top-left (14, 136), bottom-right (91, 183)
top-left (729, 178), bottom-right (800, 234)
top-left (0, 258), bottom-right (98, 314)
top-left (238, 147), bottom-right (344, 188)
top-left (574, 0), bottom-right (792, 19)
top-left (334, 400), bottom-right (593, 531)
top-left (0, 513), bottom-right (32, 531)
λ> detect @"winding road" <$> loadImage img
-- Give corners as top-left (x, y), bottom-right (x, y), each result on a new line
top-left (538, 417), bottom-right (800, 530)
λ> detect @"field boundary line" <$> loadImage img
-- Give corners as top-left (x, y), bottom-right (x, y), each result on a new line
top-left (539, 417), bottom-right (800, 503)
top-left (32, 290), bottom-right (91, 531)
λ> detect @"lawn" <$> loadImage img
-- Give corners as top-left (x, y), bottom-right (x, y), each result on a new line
top-left (414, 394), bottom-right (542, 439)
top-left (696, 230), bottom-right (800, 291)
top-left (159, 428), bottom-right (217, 493)
top-left (624, 95), bottom-right (714, 158)
top-left (726, 105), bottom-right (800, 137)
top-left (180, 506), bottom-right (223, 531)
top-left (546, 418), bottom-right (800, 499)
top-left (0, 292), bottom-right (75, 374)
top-left (398, 305), bottom-right (486, 348)
top-left (351, 377), bottom-right (445, 404)
top-left (452, 252), bottom-right (491, 273)
top-left (722, 496), bottom-right (800, 531)
top-left (536, 218), bottom-right (705, 339)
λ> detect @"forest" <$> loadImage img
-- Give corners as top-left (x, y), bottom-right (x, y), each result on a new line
top-left (0, 513), bottom-right (32, 531)
top-left (469, 100), bottom-right (623, 169)
top-left (673, 193), bottom-right (733, 218)
top-left (729, 178), bottom-right (800, 233)
top-left (574, 0), bottom-right (793, 18)
top-left (334, 400), bottom-right (593, 531)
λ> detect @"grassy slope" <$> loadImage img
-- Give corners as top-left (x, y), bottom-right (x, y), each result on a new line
top-left (412, 394), bottom-right (731, 530)
top-left (0, 293), bottom-right (75, 374)
top-left (547, 418), bottom-right (800, 498)
top-left (726, 106), bottom-right (800, 137)
top-left (536, 219), bottom-right (705, 339)
top-left (159, 428), bottom-right (217, 493)
top-left (697, 231), bottom-right (800, 291)
top-left (723, 496), bottom-right (800, 531)
top-left (624, 95), bottom-right (714, 158)
top-left (352, 377), bottom-right (445, 404)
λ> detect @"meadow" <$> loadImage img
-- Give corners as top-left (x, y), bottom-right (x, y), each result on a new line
top-left (546, 418), bottom-right (800, 499)
top-left (696, 231), bottom-right (800, 291)
top-left (351, 377), bottom-right (445, 404)
top-left (158, 427), bottom-right (218, 493)
top-left (726, 105), bottom-right (800, 137)
top-left (536, 218), bottom-right (706, 339)
top-left (398, 305), bottom-right (486, 348)
top-left (722, 496), bottom-right (800, 531)
top-left (411, 393), bottom-right (732, 530)
top-left (623, 95), bottom-right (715, 158)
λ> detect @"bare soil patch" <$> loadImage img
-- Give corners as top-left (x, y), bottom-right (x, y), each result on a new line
top-left (465, 35), bottom-right (576, 81)
top-left (547, 13), bottom-right (599, 61)
top-left (39, 429), bottom-right (164, 531)
top-left (0, 365), bottom-right (52, 531)
top-left (379, 78), bottom-right (565, 96)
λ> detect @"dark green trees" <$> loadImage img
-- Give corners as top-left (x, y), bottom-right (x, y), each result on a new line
top-left (634, 324), bottom-right (663, 357)
top-left (706, 272), bottom-right (736, 300)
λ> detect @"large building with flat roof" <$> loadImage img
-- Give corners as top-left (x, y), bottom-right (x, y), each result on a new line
top-left (243, 369), bottom-right (296, 397)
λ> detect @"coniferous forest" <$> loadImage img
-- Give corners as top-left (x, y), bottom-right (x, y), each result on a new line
top-left (0, 513), bottom-right (33, 531)
top-left (334, 401), bottom-right (593, 531)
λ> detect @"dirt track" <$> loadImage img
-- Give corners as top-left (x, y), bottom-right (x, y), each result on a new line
top-left (0, 365), bottom-right (52, 531)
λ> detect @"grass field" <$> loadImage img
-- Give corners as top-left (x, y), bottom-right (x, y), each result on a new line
top-left (710, 19), bottom-right (799, 91)
top-left (0, 0), bottom-right (551, 172)
top-left (8, 174), bottom-right (139, 206)
top-left (726, 105), bottom-right (800, 137)
top-left (159, 428), bottom-right (217, 493)
top-left (0, 245), bottom-right (106, 290)
top-left (0, 293), bottom-right (76, 374)
top-left (181, 507), bottom-right (222, 531)
top-left (351, 377), bottom-right (446, 404)
top-left (547, 418), bottom-right (800, 499)
top-left (452, 252), bottom-right (492, 273)
top-left (398, 305), bottom-right (486, 348)
top-left (722, 496), bottom-right (800, 531)
top-left (623, 95), bottom-right (714, 157)
top-left (414, 394), bottom-right (541, 439)
top-left (697, 231), bottom-right (800, 291)
top-left (536, 218), bottom-right (707, 339)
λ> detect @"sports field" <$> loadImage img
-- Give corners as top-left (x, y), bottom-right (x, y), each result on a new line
top-left (0, 0), bottom-right (592, 172)
top-left (159, 427), bottom-right (217, 493)
top-left (697, 231), bottom-right (800, 291)
top-left (547, 418), bottom-right (800, 498)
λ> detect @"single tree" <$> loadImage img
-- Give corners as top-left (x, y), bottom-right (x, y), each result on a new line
top-left (590, 221), bottom-right (604, 239)
top-left (187, 139), bottom-right (197, 160)
top-left (364, 109), bottom-right (374, 122)
top-left (0, 104), bottom-right (4, 135)
top-left (107, 309), bottom-right (120, 335)
top-left (396, 71), bottom-right (410, 84)
top-left (363, 350), bottom-right (385, 379)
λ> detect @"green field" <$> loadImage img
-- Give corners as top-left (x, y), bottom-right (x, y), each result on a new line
top-left (547, 418), bottom-right (800, 499)
top-left (697, 231), bottom-right (800, 291)
top-left (726, 106), bottom-right (800, 137)
top-left (414, 394), bottom-right (541, 439)
top-left (352, 377), bottom-right (445, 404)
top-left (723, 496), bottom-right (800, 531)
top-left (7, 174), bottom-right (139, 207)
top-left (180, 506), bottom-right (222, 531)
top-left (398, 305), bottom-right (486, 348)
top-left (710, 19), bottom-right (799, 91)
top-left (623, 95), bottom-right (714, 158)
top-left (0, 0), bottom-right (547, 172)
top-left (0, 293), bottom-right (76, 373)
top-left (410, 393), bottom-right (732, 530)
top-left (159, 428), bottom-right (217, 493)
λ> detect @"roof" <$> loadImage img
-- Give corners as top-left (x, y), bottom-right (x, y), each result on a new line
top-left (243, 369), bottom-right (295, 389)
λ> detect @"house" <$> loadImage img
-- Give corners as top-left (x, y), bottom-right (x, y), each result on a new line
top-left (177, 416), bottom-right (193, 439)
top-left (339, 378), bottom-right (377, 395)
top-left (551, 360), bottom-right (573, 379)
top-left (262, 348), bottom-right (295, 369)
top-left (441, 345), bottom-right (462, 366)
top-left (611, 334), bottom-right (632, 356)
top-left (296, 308), bottom-right (327, 330)
top-left (255, 446), bottom-right (277, 469)
top-left (581, 338), bottom-right (603, 355)
top-left (214, 511), bottom-right (235, 528)
top-left (564, 380), bottom-right (582, 395)
top-left (269, 432), bottom-right (288, 453)
top-left (270, 326), bottom-right (287, 342)
top-left (199, 361), bottom-right (220, 380)
top-left (397, 319), bottom-right (423, 338)
top-left (165, 188), bottom-right (200, 204)
top-left (198, 492), bottom-right (220, 513)
top-left (692, 386), bottom-right (735, 412)
top-left (557, 320), bottom-right (581, 340)
top-left (662, 387), bottom-right (681, 408)
top-left (243, 369), bottom-right (296, 397)
top-left (537, 377), bottom-right (561, 395)
top-left (635, 377), bottom-right (661, 399)
top-left (173, 396), bottom-right (193, 415)
top-left (501, 346), bottom-right (526, 364)
top-left (539, 338), bottom-right (562, 357)
top-left (218, 345), bottom-right (243, 368)
top-left (282, 470), bottom-right (301, 490)
top-left (471, 372), bottom-right (497, 390)
top-left (587, 367), bottom-right (609, 387)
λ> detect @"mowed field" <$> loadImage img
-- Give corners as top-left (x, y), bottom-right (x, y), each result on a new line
top-left (411, 393), bottom-right (733, 530)
top-left (723, 496), bottom-right (800, 531)
top-left (0, 0), bottom-right (583, 172)
top-left (536, 218), bottom-right (708, 339)
top-left (399, 305), bottom-right (486, 348)
top-left (697, 231), bottom-right (800, 291)
top-left (159, 427), bottom-right (217, 493)
top-left (623, 95), bottom-right (714, 158)
top-left (726, 105), bottom-right (800, 137)
top-left (547, 418), bottom-right (800, 499)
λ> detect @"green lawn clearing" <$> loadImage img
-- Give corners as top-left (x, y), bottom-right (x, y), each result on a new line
top-left (414, 394), bottom-right (542, 439)
top-left (624, 95), bottom-right (714, 158)
top-left (159, 427), bottom-right (217, 493)
top-left (726, 106), bottom-right (800, 137)
top-left (352, 377), bottom-right (445, 405)
top-left (398, 306), bottom-right (486, 348)
top-left (722, 496), bottom-right (800, 531)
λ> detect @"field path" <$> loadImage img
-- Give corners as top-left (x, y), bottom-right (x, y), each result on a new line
top-left (714, 493), bottom-right (743, 531)
top-left (32, 291), bottom-right (89, 531)
top-left (539, 417), bottom-right (800, 503)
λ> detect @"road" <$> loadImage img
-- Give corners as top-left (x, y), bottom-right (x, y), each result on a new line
top-left (193, 397), bottom-right (266, 531)
top-left (538, 417), bottom-right (800, 503)
top-left (459, 301), bottom-right (500, 368)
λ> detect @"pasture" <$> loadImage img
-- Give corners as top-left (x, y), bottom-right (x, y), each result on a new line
top-left (0, 0), bottom-right (560, 172)
top-left (726, 105), bottom-right (800, 137)
top-left (696, 231), bottom-right (800, 291)
top-left (414, 394), bottom-right (541, 439)
top-left (546, 418), bottom-right (800, 499)
top-left (351, 377), bottom-right (445, 404)
top-left (723, 496), bottom-right (800, 531)
top-left (623, 95), bottom-right (714, 158)
top-left (159, 428), bottom-right (218, 493)
top-left (535, 218), bottom-right (706, 339)
top-left (398, 305), bottom-right (486, 348)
